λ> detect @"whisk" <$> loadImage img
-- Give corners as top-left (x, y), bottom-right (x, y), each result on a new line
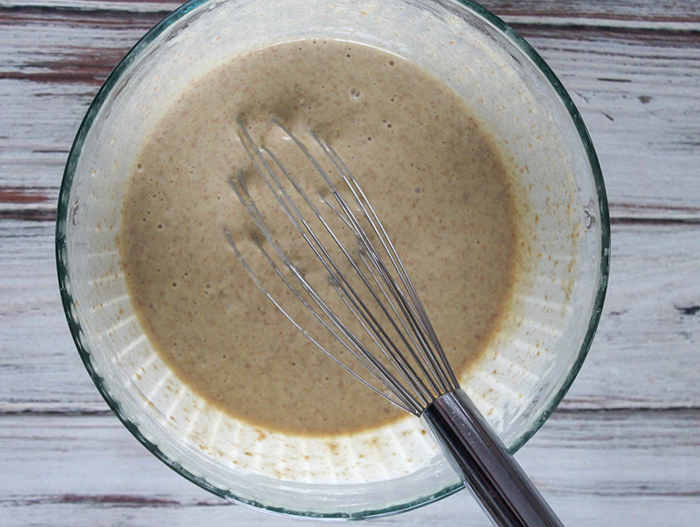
top-left (225, 117), bottom-right (564, 527)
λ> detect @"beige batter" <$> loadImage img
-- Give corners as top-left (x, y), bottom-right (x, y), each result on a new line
top-left (119, 39), bottom-right (519, 436)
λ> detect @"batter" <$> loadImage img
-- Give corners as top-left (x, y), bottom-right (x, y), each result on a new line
top-left (119, 39), bottom-right (519, 436)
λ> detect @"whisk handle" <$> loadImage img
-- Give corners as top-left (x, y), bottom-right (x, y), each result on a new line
top-left (421, 389), bottom-right (564, 527)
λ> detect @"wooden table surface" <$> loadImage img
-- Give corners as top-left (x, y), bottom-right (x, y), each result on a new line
top-left (1, 0), bottom-right (699, 525)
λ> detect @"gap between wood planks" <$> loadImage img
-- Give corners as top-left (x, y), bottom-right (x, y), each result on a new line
top-left (2, 3), bottom-right (700, 33)
top-left (1, 0), bottom-right (699, 26)
top-left (5, 208), bottom-right (700, 225)
top-left (1, 408), bottom-right (699, 516)
top-left (2, 405), bottom-right (700, 417)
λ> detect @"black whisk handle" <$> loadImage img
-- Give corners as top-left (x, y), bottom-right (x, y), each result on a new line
top-left (421, 389), bottom-right (564, 527)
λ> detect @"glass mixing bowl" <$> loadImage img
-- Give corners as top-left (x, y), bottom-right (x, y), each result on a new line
top-left (56, 0), bottom-right (610, 520)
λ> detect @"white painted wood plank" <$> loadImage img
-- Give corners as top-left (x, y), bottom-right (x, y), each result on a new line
top-left (1, 0), bottom-right (698, 24)
top-left (1, 220), bottom-right (699, 411)
top-left (1, 3), bottom-right (699, 220)
top-left (562, 222), bottom-right (700, 409)
top-left (520, 28), bottom-right (700, 221)
top-left (4, 494), bottom-right (696, 527)
top-left (489, 0), bottom-right (700, 29)
top-left (1, 410), bottom-right (697, 526)
top-left (0, 0), bottom-right (180, 13)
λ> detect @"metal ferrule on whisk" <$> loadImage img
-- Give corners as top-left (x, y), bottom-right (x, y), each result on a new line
top-left (422, 389), bottom-right (563, 527)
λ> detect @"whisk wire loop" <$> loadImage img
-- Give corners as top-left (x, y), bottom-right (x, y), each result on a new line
top-left (231, 180), bottom-right (423, 413)
top-left (240, 130), bottom-right (436, 407)
top-left (271, 119), bottom-right (450, 399)
top-left (233, 123), bottom-right (428, 412)
top-left (224, 229), bottom-right (418, 412)
top-left (229, 118), bottom-right (460, 411)
top-left (262, 125), bottom-right (441, 402)
top-left (315, 193), bottom-right (435, 371)
top-left (314, 135), bottom-right (459, 392)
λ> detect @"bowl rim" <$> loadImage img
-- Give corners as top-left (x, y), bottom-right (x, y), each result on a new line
top-left (55, 0), bottom-right (610, 520)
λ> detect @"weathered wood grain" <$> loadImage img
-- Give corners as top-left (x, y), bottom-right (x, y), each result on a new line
top-left (2, 219), bottom-right (698, 412)
top-left (0, 1), bottom-right (699, 222)
top-left (1, 410), bottom-right (698, 526)
top-left (563, 221), bottom-right (700, 409)
top-left (1, 1), bottom-right (699, 525)
top-left (1, 0), bottom-right (699, 24)
top-left (493, 1), bottom-right (700, 25)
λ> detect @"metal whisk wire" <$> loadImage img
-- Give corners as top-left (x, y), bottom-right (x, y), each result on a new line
top-left (225, 117), bottom-right (564, 527)
top-left (226, 117), bottom-right (457, 415)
